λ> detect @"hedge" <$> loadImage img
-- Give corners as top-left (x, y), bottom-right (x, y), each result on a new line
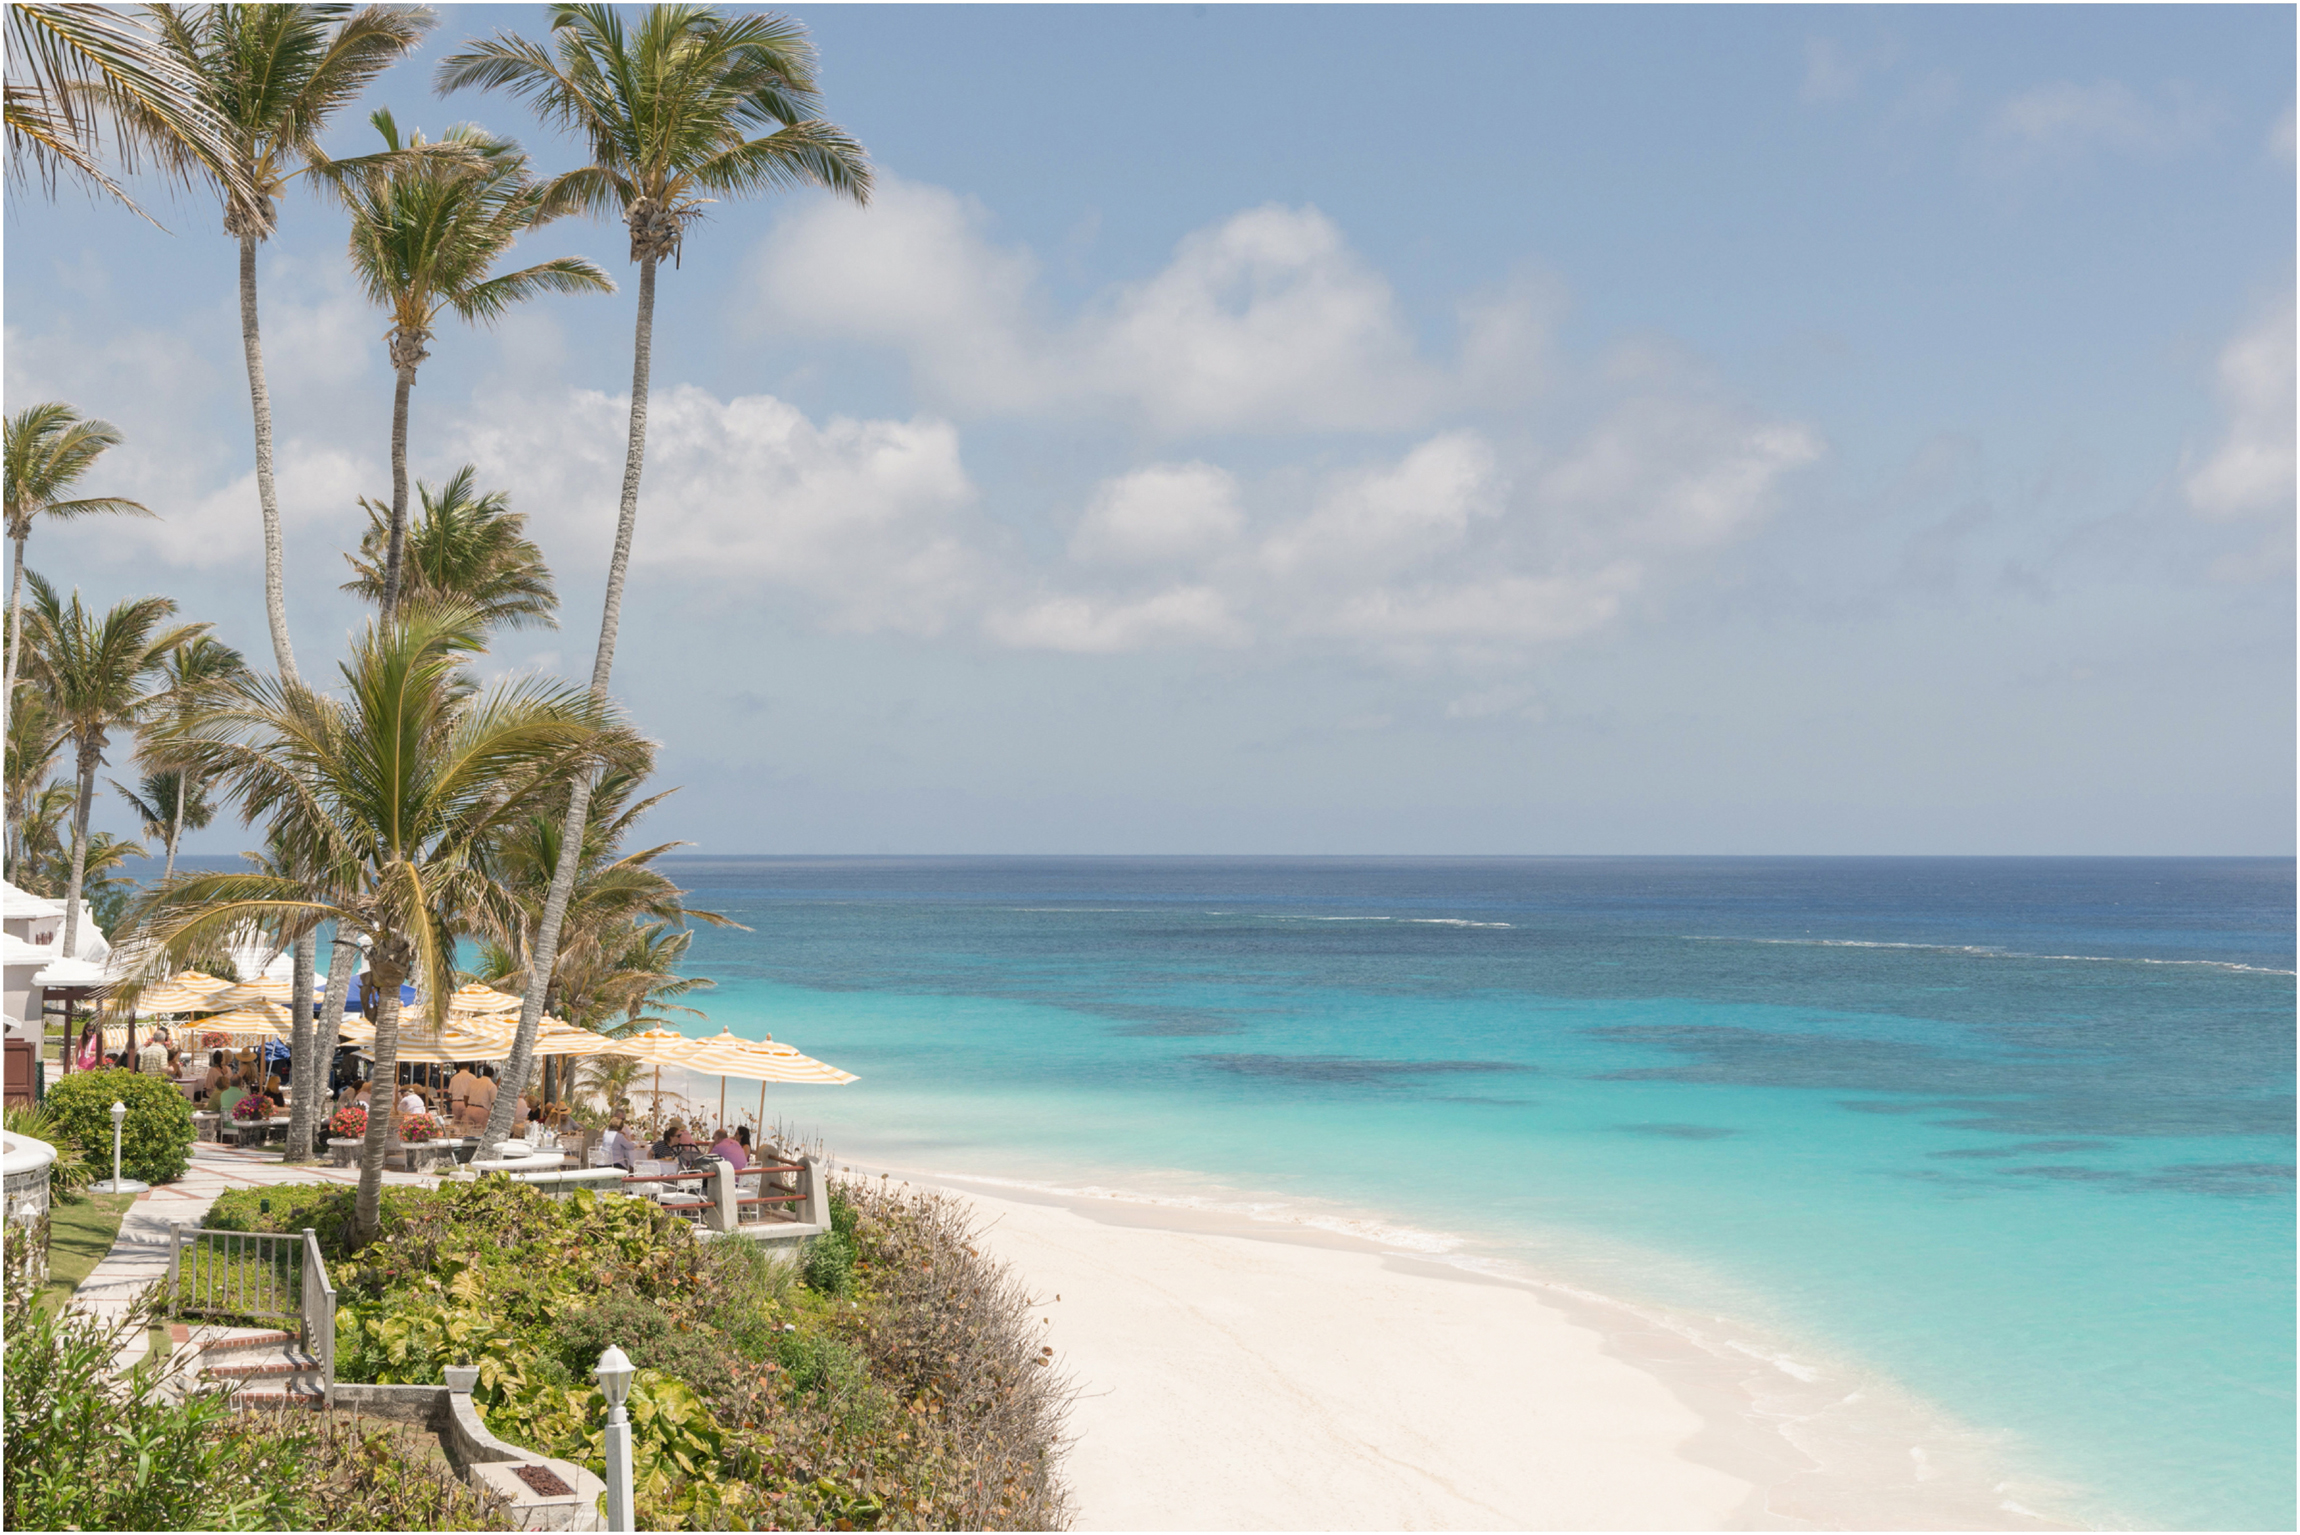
top-left (42, 1068), bottom-right (195, 1186)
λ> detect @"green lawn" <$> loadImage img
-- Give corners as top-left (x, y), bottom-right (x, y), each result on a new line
top-left (40, 1191), bottom-right (135, 1312)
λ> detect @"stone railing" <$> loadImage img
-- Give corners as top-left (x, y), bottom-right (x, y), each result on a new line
top-left (1, 1130), bottom-right (57, 1285)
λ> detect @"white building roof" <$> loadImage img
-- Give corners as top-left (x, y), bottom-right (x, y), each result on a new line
top-left (1, 932), bottom-right (56, 967)
top-left (32, 955), bottom-right (114, 987)
top-left (0, 880), bottom-right (66, 920)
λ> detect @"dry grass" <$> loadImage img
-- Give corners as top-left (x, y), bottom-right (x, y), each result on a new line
top-left (838, 1175), bottom-right (1077, 1531)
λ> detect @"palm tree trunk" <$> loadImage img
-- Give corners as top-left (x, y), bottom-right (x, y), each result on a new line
top-left (162, 772), bottom-right (185, 883)
top-left (381, 362), bottom-right (416, 616)
top-left (4, 529), bottom-right (28, 709)
top-left (480, 256), bottom-right (659, 1154)
top-left (280, 929), bottom-right (320, 1162)
top-left (238, 234), bottom-right (300, 686)
top-left (60, 737), bottom-right (96, 958)
top-left (353, 958), bottom-right (404, 1243)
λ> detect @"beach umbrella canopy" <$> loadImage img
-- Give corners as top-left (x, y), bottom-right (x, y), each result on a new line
top-left (529, 1020), bottom-right (617, 1057)
top-left (684, 1030), bottom-right (855, 1085)
top-left (128, 980), bottom-right (223, 1014)
top-left (445, 983), bottom-right (523, 1015)
top-left (682, 1028), bottom-right (857, 1134)
top-left (214, 977), bottom-right (295, 1009)
top-left (172, 971), bottom-right (235, 996)
top-left (199, 1002), bottom-right (297, 1040)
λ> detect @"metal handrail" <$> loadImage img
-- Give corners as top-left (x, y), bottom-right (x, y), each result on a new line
top-left (164, 1222), bottom-right (337, 1402)
top-left (300, 1227), bottom-right (335, 1405)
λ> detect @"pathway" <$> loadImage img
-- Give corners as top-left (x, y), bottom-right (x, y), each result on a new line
top-left (70, 1141), bottom-right (430, 1369)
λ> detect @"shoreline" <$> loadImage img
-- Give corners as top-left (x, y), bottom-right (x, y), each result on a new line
top-left (816, 1153), bottom-right (2084, 1532)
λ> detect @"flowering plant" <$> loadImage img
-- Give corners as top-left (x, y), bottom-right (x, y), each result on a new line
top-left (329, 1104), bottom-right (368, 1139)
top-left (232, 1093), bottom-right (276, 1121)
top-left (398, 1113), bottom-right (441, 1143)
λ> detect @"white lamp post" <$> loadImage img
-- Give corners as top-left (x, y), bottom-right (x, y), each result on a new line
top-left (92, 1100), bottom-right (147, 1194)
top-left (594, 1344), bottom-right (636, 1533)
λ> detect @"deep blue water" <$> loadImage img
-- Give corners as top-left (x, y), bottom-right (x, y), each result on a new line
top-left (660, 856), bottom-right (2291, 1530)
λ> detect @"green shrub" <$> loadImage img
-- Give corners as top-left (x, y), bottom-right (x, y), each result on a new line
top-left (41, 1067), bottom-right (194, 1185)
top-left (771, 1327), bottom-right (867, 1403)
top-left (0, 1245), bottom-right (305, 1530)
top-left (207, 1180), bottom-right (357, 1251)
top-left (801, 1230), bottom-right (855, 1295)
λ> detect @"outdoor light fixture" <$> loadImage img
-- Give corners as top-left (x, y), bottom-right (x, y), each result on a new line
top-left (595, 1345), bottom-right (636, 1532)
top-left (93, 1101), bottom-right (147, 1195)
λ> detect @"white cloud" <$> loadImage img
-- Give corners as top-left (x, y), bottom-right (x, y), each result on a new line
top-left (1259, 431), bottom-right (1500, 580)
top-left (993, 389), bottom-right (1820, 664)
top-left (1985, 79), bottom-right (2218, 165)
top-left (1071, 462), bottom-right (1243, 566)
top-left (984, 585), bottom-right (1249, 653)
top-left (750, 177), bottom-right (1535, 436)
top-left (2185, 300), bottom-right (2295, 561)
top-left (454, 385), bottom-right (985, 635)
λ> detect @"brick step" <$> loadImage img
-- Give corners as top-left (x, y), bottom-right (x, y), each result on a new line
top-left (228, 1385), bottom-right (325, 1410)
top-left (202, 1351), bottom-right (317, 1380)
top-left (193, 1328), bottom-right (298, 1357)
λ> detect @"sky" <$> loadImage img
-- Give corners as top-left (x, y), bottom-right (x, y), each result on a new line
top-left (5, 4), bottom-right (2294, 857)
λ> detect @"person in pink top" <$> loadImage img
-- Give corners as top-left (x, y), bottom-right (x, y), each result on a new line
top-left (708, 1127), bottom-right (747, 1170)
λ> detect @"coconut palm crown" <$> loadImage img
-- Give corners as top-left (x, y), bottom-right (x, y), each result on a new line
top-left (17, 573), bottom-right (205, 958)
top-left (323, 111), bottom-right (611, 615)
top-left (4, 403), bottom-right (155, 711)
top-left (137, 3), bottom-right (434, 683)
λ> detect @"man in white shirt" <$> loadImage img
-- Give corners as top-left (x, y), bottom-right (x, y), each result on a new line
top-left (137, 1031), bottom-right (170, 1076)
top-left (398, 1084), bottom-right (426, 1117)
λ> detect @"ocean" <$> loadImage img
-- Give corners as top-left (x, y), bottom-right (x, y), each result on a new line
top-left (657, 856), bottom-right (2291, 1530)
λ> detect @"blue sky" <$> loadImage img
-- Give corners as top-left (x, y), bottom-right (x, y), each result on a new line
top-left (6, 4), bottom-right (2293, 855)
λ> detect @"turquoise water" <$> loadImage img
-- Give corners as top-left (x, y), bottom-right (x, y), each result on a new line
top-left (662, 857), bottom-right (2292, 1530)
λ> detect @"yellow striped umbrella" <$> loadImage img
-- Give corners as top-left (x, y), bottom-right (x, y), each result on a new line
top-left (530, 1020), bottom-right (617, 1057)
top-left (446, 983), bottom-right (523, 1015)
top-left (597, 1028), bottom-right (706, 1120)
top-left (213, 978), bottom-right (294, 1008)
top-left (203, 1003), bottom-right (296, 1037)
top-left (172, 971), bottom-right (235, 997)
top-left (130, 980), bottom-right (225, 1014)
top-left (682, 1028), bottom-right (857, 1132)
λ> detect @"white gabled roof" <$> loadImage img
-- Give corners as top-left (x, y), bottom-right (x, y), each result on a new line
top-left (1, 932), bottom-right (56, 968)
top-left (32, 955), bottom-right (114, 987)
top-left (0, 880), bottom-right (66, 920)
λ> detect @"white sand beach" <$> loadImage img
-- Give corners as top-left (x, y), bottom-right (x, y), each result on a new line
top-left (871, 1173), bottom-right (1762, 1531)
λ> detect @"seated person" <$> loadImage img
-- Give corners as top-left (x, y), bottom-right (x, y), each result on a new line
top-left (648, 1119), bottom-right (695, 1162)
top-left (197, 1050), bottom-right (228, 1104)
top-left (708, 1126), bottom-right (747, 1170)
top-left (597, 1116), bottom-right (637, 1170)
top-left (215, 1070), bottom-right (249, 1121)
top-left (397, 1082), bottom-right (426, 1118)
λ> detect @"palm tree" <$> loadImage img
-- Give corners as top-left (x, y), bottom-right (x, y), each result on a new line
top-left (142, 2), bottom-right (433, 684)
top-left (440, 3), bottom-right (869, 1148)
top-left (132, 635), bottom-right (247, 883)
top-left (5, 684), bottom-right (68, 883)
top-left (108, 769), bottom-right (215, 880)
top-left (343, 465), bottom-right (558, 631)
top-left (324, 112), bottom-right (611, 614)
top-left (130, 602), bottom-right (636, 1241)
top-left (4, 2), bottom-right (246, 220)
top-left (14, 779), bottom-right (77, 893)
top-left (4, 404), bottom-right (156, 715)
top-left (17, 573), bottom-right (205, 957)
